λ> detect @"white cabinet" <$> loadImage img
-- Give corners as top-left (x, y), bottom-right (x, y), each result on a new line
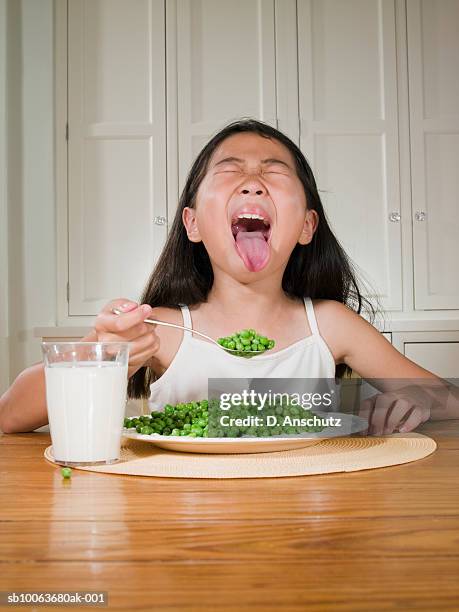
top-left (297, 0), bottom-right (403, 312)
top-left (407, 0), bottom-right (459, 310)
top-left (168, 0), bottom-right (404, 313)
top-left (60, 0), bottom-right (459, 321)
top-left (66, 0), bottom-right (167, 316)
top-left (167, 0), bottom-right (278, 218)
top-left (393, 331), bottom-right (459, 377)
top-left (405, 343), bottom-right (459, 379)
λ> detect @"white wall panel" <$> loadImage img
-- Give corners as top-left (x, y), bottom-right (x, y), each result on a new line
top-left (171, 0), bottom-right (277, 208)
top-left (408, 0), bottom-right (459, 309)
top-left (298, 0), bottom-right (402, 311)
top-left (6, 0), bottom-right (56, 381)
top-left (68, 0), bottom-right (167, 315)
top-left (405, 342), bottom-right (459, 378)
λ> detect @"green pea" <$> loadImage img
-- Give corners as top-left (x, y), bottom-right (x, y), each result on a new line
top-left (140, 425), bottom-right (154, 435)
top-left (61, 467), bottom-right (72, 479)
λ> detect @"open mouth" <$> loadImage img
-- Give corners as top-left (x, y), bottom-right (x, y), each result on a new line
top-left (231, 213), bottom-right (271, 240)
top-left (230, 213), bottom-right (272, 272)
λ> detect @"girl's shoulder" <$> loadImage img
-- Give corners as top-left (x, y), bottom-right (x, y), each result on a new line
top-left (312, 298), bottom-right (433, 380)
top-left (311, 299), bottom-right (341, 364)
top-left (311, 299), bottom-right (366, 365)
top-left (312, 298), bottom-right (359, 325)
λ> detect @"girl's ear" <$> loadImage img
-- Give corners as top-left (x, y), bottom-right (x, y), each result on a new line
top-left (182, 207), bottom-right (202, 242)
top-left (298, 209), bottom-right (319, 245)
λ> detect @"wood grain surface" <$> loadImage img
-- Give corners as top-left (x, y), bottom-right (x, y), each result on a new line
top-left (1, 421), bottom-right (458, 611)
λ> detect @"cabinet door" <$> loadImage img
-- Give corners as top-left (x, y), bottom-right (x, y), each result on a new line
top-left (167, 0), bottom-right (278, 214)
top-left (405, 343), bottom-right (459, 378)
top-left (407, 0), bottom-right (459, 309)
top-left (68, 0), bottom-right (167, 316)
top-left (297, 0), bottom-right (402, 311)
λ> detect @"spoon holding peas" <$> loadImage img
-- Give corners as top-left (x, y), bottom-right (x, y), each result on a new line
top-left (111, 308), bottom-right (275, 358)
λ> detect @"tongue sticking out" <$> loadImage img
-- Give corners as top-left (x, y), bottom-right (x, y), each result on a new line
top-left (235, 230), bottom-right (270, 272)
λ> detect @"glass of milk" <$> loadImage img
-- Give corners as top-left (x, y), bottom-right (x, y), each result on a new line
top-left (42, 342), bottom-right (129, 466)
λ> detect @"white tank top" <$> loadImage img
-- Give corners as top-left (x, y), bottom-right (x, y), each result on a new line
top-left (148, 297), bottom-right (336, 410)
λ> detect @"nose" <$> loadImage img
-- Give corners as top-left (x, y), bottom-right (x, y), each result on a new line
top-left (239, 176), bottom-right (267, 196)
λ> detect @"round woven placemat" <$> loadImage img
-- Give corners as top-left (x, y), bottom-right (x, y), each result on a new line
top-left (44, 433), bottom-right (436, 479)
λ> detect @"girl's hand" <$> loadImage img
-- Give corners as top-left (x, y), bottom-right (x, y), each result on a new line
top-left (358, 387), bottom-right (431, 435)
top-left (94, 299), bottom-right (159, 377)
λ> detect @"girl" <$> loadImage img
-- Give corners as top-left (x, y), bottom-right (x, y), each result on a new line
top-left (0, 119), bottom-right (455, 434)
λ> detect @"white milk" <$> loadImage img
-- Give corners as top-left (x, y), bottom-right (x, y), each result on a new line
top-left (44, 361), bottom-right (128, 463)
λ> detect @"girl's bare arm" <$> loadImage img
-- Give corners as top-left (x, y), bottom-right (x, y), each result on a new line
top-left (317, 299), bottom-right (459, 428)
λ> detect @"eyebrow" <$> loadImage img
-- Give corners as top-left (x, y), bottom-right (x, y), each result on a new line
top-left (213, 156), bottom-right (292, 169)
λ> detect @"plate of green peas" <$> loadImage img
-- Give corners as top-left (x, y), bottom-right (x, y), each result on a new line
top-left (122, 400), bottom-right (367, 454)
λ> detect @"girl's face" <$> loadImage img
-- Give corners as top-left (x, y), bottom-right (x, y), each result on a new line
top-left (183, 133), bottom-right (318, 279)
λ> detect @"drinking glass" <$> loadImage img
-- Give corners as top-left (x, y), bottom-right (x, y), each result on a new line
top-left (42, 342), bottom-right (129, 466)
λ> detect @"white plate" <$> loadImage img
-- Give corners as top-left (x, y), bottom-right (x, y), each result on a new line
top-left (122, 412), bottom-right (368, 454)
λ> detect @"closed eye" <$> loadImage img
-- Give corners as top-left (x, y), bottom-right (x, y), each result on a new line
top-left (217, 170), bottom-right (286, 175)
top-left (215, 167), bottom-right (241, 174)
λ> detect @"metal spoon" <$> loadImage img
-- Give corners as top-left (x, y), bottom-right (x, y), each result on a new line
top-left (111, 308), bottom-right (263, 357)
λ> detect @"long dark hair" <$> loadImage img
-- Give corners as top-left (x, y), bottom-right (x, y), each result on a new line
top-left (129, 118), bottom-right (381, 398)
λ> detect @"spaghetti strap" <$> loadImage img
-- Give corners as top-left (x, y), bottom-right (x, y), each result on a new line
top-left (303, 297), bottom-right (319, 337)
top-left (179, 304), bottom-right (193, 338)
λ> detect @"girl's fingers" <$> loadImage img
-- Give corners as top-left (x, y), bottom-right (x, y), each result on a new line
top-left (128, 331), bottom-right (160, 365)
top-left (127, 342), bottom-right (161, 377)
top-left (384, 399), bottom-right (414, 433)
top-left (358, 398), bottom-right (375, 435)
top-left (128, 346), bottom-right (159, 372)
top-left (96, 303), bottom-right (153, 335)
top-left (97, 323), bottom-right (156, 344)
top-left (398, 405), bottom-right (430, 433)
top-left (102, 298), bottom-right (138, 314)
top-left (119, 321), bottom-right (157, 342)
top-left (369, 394), bottom-right (397, 436)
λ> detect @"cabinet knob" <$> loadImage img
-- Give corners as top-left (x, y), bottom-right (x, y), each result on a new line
top-left (153, 216), bottom-right (167, 226)
top-left (389, 211), bottom-right (401, 222)
top-left (415, 211), bottom-right (426, 221)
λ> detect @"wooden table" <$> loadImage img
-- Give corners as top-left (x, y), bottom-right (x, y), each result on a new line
top-left (1, 421), bottom-right (459, 611)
